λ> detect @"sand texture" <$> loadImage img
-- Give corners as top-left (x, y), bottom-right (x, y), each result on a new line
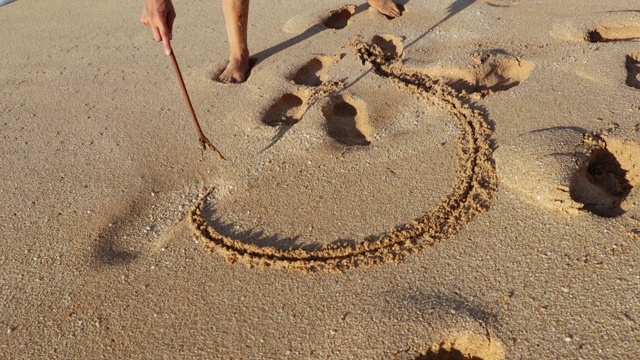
top-left (2, 0), bottom-right (640, 359)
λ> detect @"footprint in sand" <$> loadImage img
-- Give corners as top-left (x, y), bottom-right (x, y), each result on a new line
top-left (494, 127), bottom-right (586, 214)
top-left (551, 11), bottom-right (640, 43)
top-left (291, 54), bottom-right (342, 87)
top-left (588, 24), bottom-right (640, 43)
top-left (496, 127), bottom-right (640, 217)
top-left (322, 94), bottom-right (372, 146)
top-left (283, 5), bottom-right (356, 34)
top-left (266, 53), bottom-right (373, 148)
top-left (322, 5), bottom-right (356, 30)
top-left (423, 51), bottom-right (534, 97)
top-left (626, 51), bottom-right (640, 89)
top-left (570, 144), bottom-right (633, 218)
top-left (262, 90), bottom-right (308, 126)
top-left (416, 333), bottom-right (505, 360)
top-left (371, 34), bottom-right (404, 60)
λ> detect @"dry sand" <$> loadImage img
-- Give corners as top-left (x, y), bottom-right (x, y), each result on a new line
top-left (1, 0), bottom-right (640, 358)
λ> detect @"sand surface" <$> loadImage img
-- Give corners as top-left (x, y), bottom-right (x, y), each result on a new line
top-left (2, 0), bottom-right (640, 358)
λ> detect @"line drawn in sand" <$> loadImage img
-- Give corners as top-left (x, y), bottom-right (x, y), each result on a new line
top-left (190, 37), bottom-right (499, 273)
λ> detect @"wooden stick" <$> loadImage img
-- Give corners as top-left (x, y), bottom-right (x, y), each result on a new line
top-left (169, 51), bottom-right (226, 160)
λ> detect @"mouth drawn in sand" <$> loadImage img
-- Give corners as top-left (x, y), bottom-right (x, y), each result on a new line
top-left (423, 51), bottom-right (534, 98)
top-left (323, 5), bottom-right (356, 30)
top-left (190, 36), bottom-right (498, 273)
top-left (625, 51), bottom-right (640, 89)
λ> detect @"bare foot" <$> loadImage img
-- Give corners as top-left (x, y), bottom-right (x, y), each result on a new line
top-left (218, 56), bottom-right (250, 83)
top-left (368, 0), bottom-right (402, 18)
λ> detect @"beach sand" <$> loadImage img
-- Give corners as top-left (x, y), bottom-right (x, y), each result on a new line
top-left (1, 0), bottom-right (640, 358)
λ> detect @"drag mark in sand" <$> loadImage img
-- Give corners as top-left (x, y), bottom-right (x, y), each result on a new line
top-left (190, 39), bottom-right (498, 273)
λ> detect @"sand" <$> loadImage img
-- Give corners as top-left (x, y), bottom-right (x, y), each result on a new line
top-left (1, 0), bottom-right (640, 358)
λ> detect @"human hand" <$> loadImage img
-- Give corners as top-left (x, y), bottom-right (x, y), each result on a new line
top-left (140, 0), bottom-right (176, 55)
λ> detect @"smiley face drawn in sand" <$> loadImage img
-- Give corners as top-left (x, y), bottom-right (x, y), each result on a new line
top-left (190, 32), bottom-right (502, 273)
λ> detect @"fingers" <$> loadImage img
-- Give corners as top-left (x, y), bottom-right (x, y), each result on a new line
top-left (158, 23), bottom-right (172, 55)
top-left (140, 0), bottom-right (175, 55)
top-left (151, 26), bottom-right (162, 42)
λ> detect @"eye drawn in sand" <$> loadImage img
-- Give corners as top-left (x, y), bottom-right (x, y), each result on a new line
top-left (262, 90), bottom-right (309, 127)
top-left (626, 51), bottom-right (640, 89)
top-left (416, 333), bottom-right (505, 360)
top-left (322, 5), bottom-right (356, 30)
top-left (291, 55), bottom-right (342, 87)
top-left (322, 94), bottom-right (372, 146)
top-left (190, 39), bottom-right (498, 273)
top-left (423, 51), bottom-right (534, 98)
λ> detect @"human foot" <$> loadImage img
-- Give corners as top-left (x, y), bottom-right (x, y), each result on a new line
top-left (368, 0), bottom-right (402, 18)
top-left (218, 56), bottom-right (250, 83)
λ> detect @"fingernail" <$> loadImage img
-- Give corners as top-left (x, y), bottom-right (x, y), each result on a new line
top-left (165, 48), bottom-right (171, 56)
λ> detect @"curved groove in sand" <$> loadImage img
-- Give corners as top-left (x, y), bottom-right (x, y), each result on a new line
top-left (190, 42), bottom-right (498, 273)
